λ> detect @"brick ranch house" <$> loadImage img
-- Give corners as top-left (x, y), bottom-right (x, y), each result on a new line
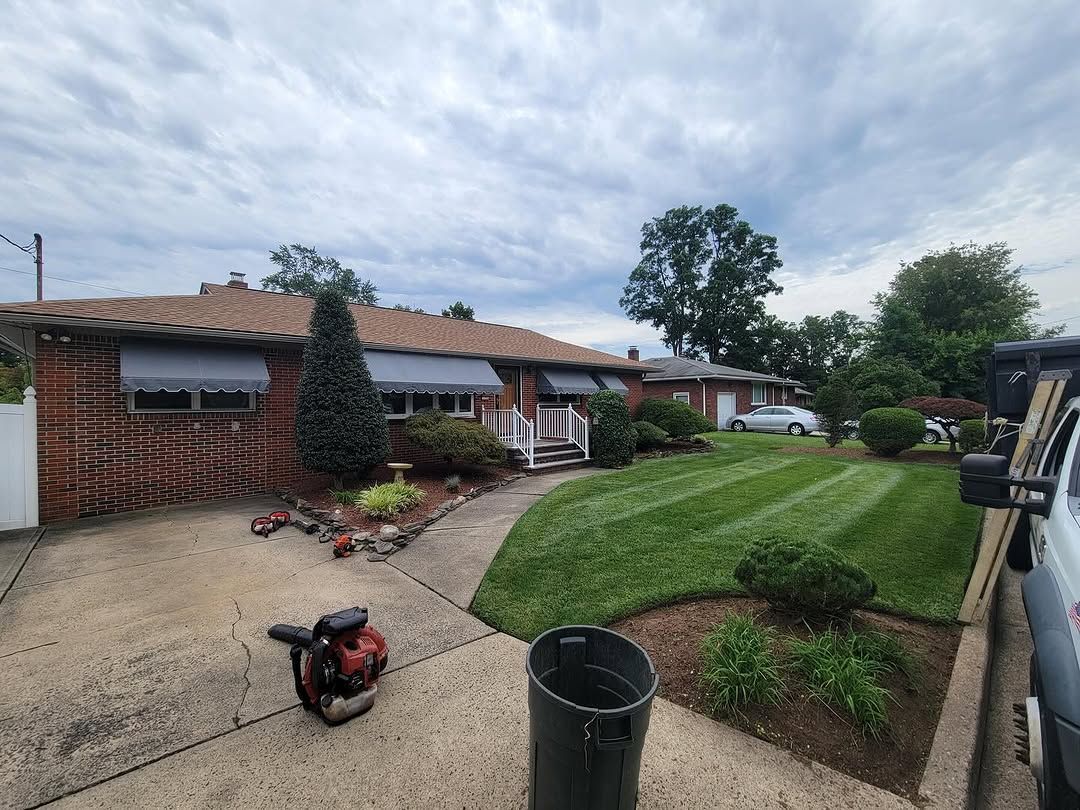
top-left (0, 275), bottom-right (653, 523)
top-left (634, 351), bottom-right (809, 429)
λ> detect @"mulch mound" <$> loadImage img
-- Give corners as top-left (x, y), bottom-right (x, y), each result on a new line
top-left (297, 466), bottom-right (516, 533)
top-left (611, 596), bottom-right (961, 799)
top-left (777, 445), bottom-right (958, 465)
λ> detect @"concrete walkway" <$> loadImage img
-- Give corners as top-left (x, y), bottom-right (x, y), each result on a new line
top-left (388, 467), bottom-right (600, 608)
top-left (977, 567), bottom-right (1038, 808)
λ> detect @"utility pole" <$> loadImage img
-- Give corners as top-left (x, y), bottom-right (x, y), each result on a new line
top-left (34, 233), bottom-right (42, 300)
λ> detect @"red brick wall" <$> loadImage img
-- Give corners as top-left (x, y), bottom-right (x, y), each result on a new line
top-left (640, 378), bottom-right (757, 429)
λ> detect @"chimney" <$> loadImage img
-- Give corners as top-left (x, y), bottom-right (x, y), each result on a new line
top-left (627, 345), bottom-right (639, 361)
top-left (226, 271), bottom-right (248, 289)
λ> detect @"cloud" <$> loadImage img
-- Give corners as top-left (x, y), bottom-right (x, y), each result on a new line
top-left (0, 0), bottom-right (1077, 355)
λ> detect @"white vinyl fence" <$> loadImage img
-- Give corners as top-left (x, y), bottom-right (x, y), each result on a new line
top-left (0, 387), bottom-right (38, 530)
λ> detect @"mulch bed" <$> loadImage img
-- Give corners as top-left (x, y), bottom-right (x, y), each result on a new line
top-left (777, 445), bottom-right (959, 466)
top-left (611, 596), bottom-right (961, 799)
top-left (296, 465), bottom-right (518, 533)
top-left (636, 439), bottom-right (714, 460)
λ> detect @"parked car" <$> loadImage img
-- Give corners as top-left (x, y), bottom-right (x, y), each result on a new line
top-left (959, 396), bottom-right (1080, 806)
top-left (844, 419), bottom-right (958, 445)
top-left (726, 406), bottom-right (819, 436)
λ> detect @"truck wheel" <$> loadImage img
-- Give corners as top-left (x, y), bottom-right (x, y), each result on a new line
top-left (1032, 656), bottom-right (1080, 809)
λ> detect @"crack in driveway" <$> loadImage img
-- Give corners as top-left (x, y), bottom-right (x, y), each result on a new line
top-left (229, 596), bottom-right (253, 729)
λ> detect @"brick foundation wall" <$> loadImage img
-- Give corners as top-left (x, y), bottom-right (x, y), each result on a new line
top-left (640, 378), bottom-right (756, 429)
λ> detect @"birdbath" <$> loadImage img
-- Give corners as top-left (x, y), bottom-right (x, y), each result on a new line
top-left (387, 463), bottom-right (413, 483)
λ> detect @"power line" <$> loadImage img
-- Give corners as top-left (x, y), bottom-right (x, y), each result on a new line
top-left (0, 232), bottom-right (35, 254)
top-left (0, 264), bottom-right (141, 296)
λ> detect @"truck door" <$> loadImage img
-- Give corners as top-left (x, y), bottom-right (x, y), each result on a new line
top-left (1032, 409), bottom-right (1079, 589)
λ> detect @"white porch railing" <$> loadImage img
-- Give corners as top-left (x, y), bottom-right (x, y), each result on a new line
top-left (482, 406), bottom-right (534, 467)
top-left (537, 404), bottom-right (590, 459)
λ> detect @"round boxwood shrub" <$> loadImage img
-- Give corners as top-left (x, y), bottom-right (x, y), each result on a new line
top-left (734, 536), bottom-right (877, 616)
top-left (858, 407), bottom-right (925, 457)
top-left (632, 420), bottom-right (668, 450)
top-left (636, 398), bottom-right (713, 439)
top-left (587, 390), bottom-right (635, 468)
top-left (958, 418), bottom-right (988, 454)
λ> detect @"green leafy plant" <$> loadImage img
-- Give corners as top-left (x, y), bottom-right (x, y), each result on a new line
top-left (636, 398), bottom-right (713, 439)
top-left (632, 420), bottom-right (669, 450)
top-left (700, 613), bottom-right (785, 712)
top-left (295, 289), bottom-right (389, 487)
top-left (354, 482), bottom-right (426, 519)
top-left (849, 630), bottom-right (919, 685)
top-left (444, 474), bottom-right (462, 493)
top-left (957, 418), bottom-right (989, 454)
top-left (329, 488), bottom-right (360, 505)
top-left (588, 390), bottom-right (636, 468)
top-left (404, 409), bottom-right (506, 467)
top-left (734, 536), bottom-right (877, 616)
top-left (858, 407), bottom-right (925, 457)
top-left (788, 630), bottom-right (893, 735)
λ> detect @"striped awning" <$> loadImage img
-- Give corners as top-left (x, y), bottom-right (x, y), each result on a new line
top-left (364, 350), bottom-right (503, 394)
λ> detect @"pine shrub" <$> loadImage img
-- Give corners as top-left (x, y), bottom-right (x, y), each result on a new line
top-left (734, 536), bottom-right (877, 616)
top-left (958, 419), bottom-right (989, 454)
top-left (632, 420), bottom-right (669, 450)
top-left (636, 398), bottom-right (713, 439)
top-left (813, 380), bottom-right (859, 448)
top-left (295, 289), bottom-right (389, 487)
top-left (859, 407), bottom-right (925, 456)
top-left (587, 390), bottom-right (635, 467)
top-left (404, 408), bottom-right (506, 467)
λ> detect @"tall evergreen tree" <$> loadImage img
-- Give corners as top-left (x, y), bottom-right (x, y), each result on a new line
top-left (295, 289), bottom-right (389, 488)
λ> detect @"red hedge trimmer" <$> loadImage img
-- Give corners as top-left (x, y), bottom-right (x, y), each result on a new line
top-left (250, 511), bottom-right (291, 537)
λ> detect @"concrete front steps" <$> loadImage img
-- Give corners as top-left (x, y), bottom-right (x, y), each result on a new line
top-left (508, 439), bottom-right (591, 471)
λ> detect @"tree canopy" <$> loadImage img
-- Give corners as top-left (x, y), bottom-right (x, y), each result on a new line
top-left (262, 243), bottom-right (379, 305)
top-left (392, 304), bottom-right (425, 313)
top-left (442, 301), bottom-right (476, 320)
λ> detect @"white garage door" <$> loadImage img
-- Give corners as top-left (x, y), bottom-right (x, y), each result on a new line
top-left (716, 393), bottom-right (737, 428)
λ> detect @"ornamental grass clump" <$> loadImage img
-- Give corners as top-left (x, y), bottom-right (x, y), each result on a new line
top-left (700, 613), bottom-right (785, 713)
top-left (444, 474), bottom-right (462, 493)
top-left (734, 537), bottom-right (876, 617)
top-left (354, 482), bottom-right (426, 519)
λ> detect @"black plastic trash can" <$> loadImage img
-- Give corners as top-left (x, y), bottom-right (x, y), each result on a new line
top-left (526, 625), bottom-right (659, 810)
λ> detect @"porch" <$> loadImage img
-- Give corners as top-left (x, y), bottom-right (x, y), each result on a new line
top-left (481, 405), bottom-right (591, 470)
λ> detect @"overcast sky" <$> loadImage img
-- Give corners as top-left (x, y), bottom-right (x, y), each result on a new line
top-left (2, 1), bottom-right (1078, 359)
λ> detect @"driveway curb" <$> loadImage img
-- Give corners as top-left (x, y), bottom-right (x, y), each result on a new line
top-left (0, 526), bottom-right (44, 605)
top-left (918, 577), bottom-right (999, 809)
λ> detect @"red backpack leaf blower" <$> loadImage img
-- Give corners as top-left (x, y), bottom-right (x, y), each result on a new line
top-left (268, 607), bottom-right (389, 724)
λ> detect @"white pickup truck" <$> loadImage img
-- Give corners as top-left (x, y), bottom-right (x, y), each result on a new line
top-left (960, 396), bottom-right (1080, 808)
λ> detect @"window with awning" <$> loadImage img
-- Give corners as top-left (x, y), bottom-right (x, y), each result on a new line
top-left (592, 372), bottom-right (629, 395)
top-left (364, 350), bottom-right (504, 394)
top-left (119, 341), bottom-right (269, 413)
top-left (536, 368), bottom-right (600, 396)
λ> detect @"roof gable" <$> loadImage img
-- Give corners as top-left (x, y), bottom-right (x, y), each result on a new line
top-left (643, 355), bottom-right (802, 385)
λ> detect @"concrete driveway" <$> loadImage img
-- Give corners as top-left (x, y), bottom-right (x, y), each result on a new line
top-left (0, 491), bottom-right (914, 809)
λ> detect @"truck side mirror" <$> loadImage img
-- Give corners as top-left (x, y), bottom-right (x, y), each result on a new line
top-left (959, 453), bottom-right (1055, 517)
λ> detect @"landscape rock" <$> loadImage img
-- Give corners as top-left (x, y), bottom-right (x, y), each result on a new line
top-left (296, 498), bottom-right (312, 511)
top-left (351, 531), bottom-right (371, 543)
top-left (366, 553), bottom-right (388, 562)
top-left (292, 518), bottom-right (319, 534)
top-left (452, 496), bottom-right (467, 507)
top-left (374, 540), bottom-right (396, 555)
top-left (379, 524), bottom-right (400, 541)
top-left (438, 499), bottom-right (456, 511)
top-left (402, 522), bottom-right (424, 533)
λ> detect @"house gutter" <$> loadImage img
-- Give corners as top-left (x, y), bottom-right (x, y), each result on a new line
top-left (0, 313), bottom-right (658, 374)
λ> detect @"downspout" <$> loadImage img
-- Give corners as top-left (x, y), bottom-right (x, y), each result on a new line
top-left (698, 378), bottom-right (707, 420)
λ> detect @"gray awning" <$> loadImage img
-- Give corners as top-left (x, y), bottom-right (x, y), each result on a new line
top-left (365, 350), bottom-right (503, 394)
top-left (120, 341), bottom-right (270, 393)
top-left (592, 372), bottom-right (629, 395)
top-left (537, 367), bottom-right (601, 396)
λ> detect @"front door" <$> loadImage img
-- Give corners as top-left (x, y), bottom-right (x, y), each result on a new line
top-left (716, 393), bottom-right (736, 429)
top-left (494, 367), bottom-right (519, 410)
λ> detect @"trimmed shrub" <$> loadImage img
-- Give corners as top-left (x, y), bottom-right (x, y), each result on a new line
top-left (734, 536), bottom-right (877, 616)
top-left (296, 289), bottom-right (389, 487)
top-left (958, 419), bottom-right (988, 454)
top-left (632, 420), bottom-right (669, 450)
top-left (636, 398), bottom-right (714, 439)
top-left (354, 481), bottom-right (426, 518)
top-left (404, 409), bottom-right (506, 467)
top-left (813, 380), bottom-right (859, 448)
top-left (588, 390), bottom-right (635, 468)
top-left (859, 407), bottom-right (925, 456)
top-left (700, 613), bottom-right (784, 712)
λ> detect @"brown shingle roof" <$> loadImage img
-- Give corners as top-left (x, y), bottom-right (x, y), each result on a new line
top-left (0, 283), bottom-right (652, 371)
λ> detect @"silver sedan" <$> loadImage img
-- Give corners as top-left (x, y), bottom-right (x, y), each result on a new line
top-left (725, 406), bottom-right (820, 436)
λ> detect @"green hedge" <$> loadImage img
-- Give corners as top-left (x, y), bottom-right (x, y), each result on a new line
top-left (958, 419), bottom-right (988, 454)
top-left (405, 408), bottom-right (506, 466)
top-left (636, 398), bottom-right (713, 439)
top-left (631, 420), bottom-right (668, 450)
top-left (588, 391), bottom-right (635, 468)
top-left (859, 407), bottom-right (925, 457)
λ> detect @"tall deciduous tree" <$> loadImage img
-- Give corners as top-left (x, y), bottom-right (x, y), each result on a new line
top-left (262, 243), bottom-right (379, 305)
top-left (442, 301), bottom-right (475, 320)
top-left (870, 242), bottom-right (1060, 400)
top-left (620, 206), bottom-right (708, 357)
top-left (690, 204), bottom-right (783, 363)
top-left (295, 289), bottom-right (389, 488)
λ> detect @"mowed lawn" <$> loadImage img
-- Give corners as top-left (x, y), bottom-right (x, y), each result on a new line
top-left (472, 442), bottom-right (981, 640)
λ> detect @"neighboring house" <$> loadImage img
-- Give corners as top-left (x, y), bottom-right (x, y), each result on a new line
top-left (636, 350), bottom-right (805, 429)
top-left (0, 274), bottom-right (653, 523)
top-left (793, 387), bottom-right (814, 407)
